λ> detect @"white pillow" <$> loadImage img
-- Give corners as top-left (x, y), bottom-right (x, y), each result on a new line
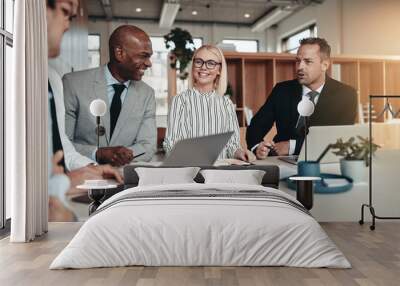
top-left (200, 169), bottom-right (266, 185)
top-left (135, 167), bottom-right (200, 186)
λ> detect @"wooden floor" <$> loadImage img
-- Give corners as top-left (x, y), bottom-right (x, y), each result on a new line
top-left (0, 222), bottom-right (399, 286)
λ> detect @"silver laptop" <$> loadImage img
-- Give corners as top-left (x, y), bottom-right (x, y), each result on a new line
top-left (162, 132), bottom-right (234, 167)
top-left (279, 124), bottom-right (368, 164)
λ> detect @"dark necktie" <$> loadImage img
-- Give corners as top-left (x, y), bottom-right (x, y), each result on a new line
top-left (306, 90), bottom-right (319, 104)
top-left (296, 90), bottom-right (319, 135)
top-left (110, 84), bottom-right (126, 138)
top-left (48, 81), bottom-right (66, 169)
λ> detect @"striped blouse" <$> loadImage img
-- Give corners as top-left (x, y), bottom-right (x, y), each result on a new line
top-left (163, 88), bottom-right (241, 159)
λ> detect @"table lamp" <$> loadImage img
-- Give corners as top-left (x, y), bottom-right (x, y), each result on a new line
top-left (89, 99), bottom-right (107, 162)
top-left (297, 97), bottom-right (315, 162)
top-left (291, 97), bottom-right (318, 210)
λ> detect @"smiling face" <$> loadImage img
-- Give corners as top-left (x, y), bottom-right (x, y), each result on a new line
top-left (47, 0), bottom-right (78, 58)
top-left (296, 44), bottom-right (329, 90)
top-left (192, 48), bottom-right (222, 91)
top-left (112, 32), bottom-right (153, 81)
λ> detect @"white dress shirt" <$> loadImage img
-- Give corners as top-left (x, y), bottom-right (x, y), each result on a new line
top-left (104, 64), bottom-right (130, 105)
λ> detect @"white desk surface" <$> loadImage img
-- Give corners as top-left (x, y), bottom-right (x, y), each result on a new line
top-left (127, 157), bottom-right (368, 222)
top-left (120, 152), bottom-right (400, 223)
top-left (256, 154), bottom-right (400, 222)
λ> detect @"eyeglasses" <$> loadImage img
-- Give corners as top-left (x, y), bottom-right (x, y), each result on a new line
top-left (193, 58), bottom-right (221, 70)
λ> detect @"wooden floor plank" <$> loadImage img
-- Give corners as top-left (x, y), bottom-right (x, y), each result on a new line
top-left (0, 222), bottom-right (399, 286)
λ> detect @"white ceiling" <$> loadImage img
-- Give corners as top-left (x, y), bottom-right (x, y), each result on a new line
top-left (88, 0), bottom-right (324, 26)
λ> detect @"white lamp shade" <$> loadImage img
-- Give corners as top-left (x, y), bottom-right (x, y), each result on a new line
top-left (297, 98), bottom-right (315, 117)
top-left (90, 99), bottom-right (107, 117)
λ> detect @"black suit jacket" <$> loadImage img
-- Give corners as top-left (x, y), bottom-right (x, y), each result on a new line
top-left (246, 76), bottom-right (358, 155)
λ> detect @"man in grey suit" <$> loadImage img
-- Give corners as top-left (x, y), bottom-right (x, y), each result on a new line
top-left (64, 25), bottom-right (156, 166)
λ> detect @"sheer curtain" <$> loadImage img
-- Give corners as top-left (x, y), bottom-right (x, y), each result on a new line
top-left (8, 0), bottom-right (48, 242)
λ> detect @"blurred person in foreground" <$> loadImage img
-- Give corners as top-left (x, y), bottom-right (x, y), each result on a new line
top-left (46, 0), bottom-right (123, 221)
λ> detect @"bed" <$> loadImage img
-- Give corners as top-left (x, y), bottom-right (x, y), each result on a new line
top-left (50, 165), bottom-right (350, 269)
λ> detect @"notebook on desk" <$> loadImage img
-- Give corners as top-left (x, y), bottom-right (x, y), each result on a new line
top-left (278, 124), bottom-right (368, 165)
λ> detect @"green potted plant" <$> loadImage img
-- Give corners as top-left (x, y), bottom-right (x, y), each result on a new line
top-left (164, 28), bottom-right (196, 80)
top-left (331, 136), bottom-right (380, 182)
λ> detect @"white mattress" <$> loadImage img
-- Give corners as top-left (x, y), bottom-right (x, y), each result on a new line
top-left (50, 183), bottom-right (350, 269)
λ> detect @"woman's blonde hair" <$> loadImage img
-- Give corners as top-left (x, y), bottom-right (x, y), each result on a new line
top-left (188, 45), bottom-right (228, 96)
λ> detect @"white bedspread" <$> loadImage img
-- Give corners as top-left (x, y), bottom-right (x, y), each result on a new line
top-left (50, 183), bottom-right (350, 269)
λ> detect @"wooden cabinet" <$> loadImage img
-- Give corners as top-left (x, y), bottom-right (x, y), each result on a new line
top-left (223, 52), bottom-right (298, 126)
top-left (168, 52), bottom-right (400, 126)
top-left (222, 52), bottom-right (400, 126)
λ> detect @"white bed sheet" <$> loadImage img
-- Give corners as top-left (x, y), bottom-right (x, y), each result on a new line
top-left (50, 183), bottom-right (350, 269)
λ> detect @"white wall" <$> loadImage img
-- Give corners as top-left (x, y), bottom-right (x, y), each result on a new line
top-left (88, 19), bottom-right (268, 65)
top-left (275, 0), bottom-right (400, 56)
top-left (275, 0), bottom-right (342, 54)
top-left (341, 0), bottom-right (400, 56)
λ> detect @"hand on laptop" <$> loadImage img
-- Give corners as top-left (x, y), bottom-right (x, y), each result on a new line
top-left (96, 146), bottom-right (134, 166)
top-left (234, 149), bottom-right (256, 163)
top-left (87, 164), bottom-right (124, 184)
top-left (65, 164), bottom-right (123, 199)
top-left (67, 164), bottom-right (123, 188)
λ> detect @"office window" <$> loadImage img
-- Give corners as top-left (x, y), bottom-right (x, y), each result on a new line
top-left (88, 34), bottom-right (100, 68)
top-left (142, 36), bottom-right (202, 118)
top-left (1, 0), bottom-right (14, 229)
top-left (222, 39), bottom-right (258, 53)
top-left (282, 24), bottom-right (317, 54)
top-left (4, 43), bottom-right (12, 221)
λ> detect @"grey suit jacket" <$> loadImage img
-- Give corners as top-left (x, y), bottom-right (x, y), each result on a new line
top-left (63, 66), bottom-right (157, 162)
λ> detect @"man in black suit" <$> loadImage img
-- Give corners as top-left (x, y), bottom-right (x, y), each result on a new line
top-left (246, 37), bottom-right (357, 159)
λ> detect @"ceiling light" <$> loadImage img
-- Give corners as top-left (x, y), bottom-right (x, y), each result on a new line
top-left (244, 13), bottom-right (250, 18)
top-left (192, 10), bottom-right (198, 15)
top-left (159, 1), bottom-right (181, 28)
top-left (136, 8), bottom-right (142, 13)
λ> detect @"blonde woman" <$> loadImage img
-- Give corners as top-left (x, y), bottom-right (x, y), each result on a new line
top-left (164, 45), bottom-right (255, 162)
